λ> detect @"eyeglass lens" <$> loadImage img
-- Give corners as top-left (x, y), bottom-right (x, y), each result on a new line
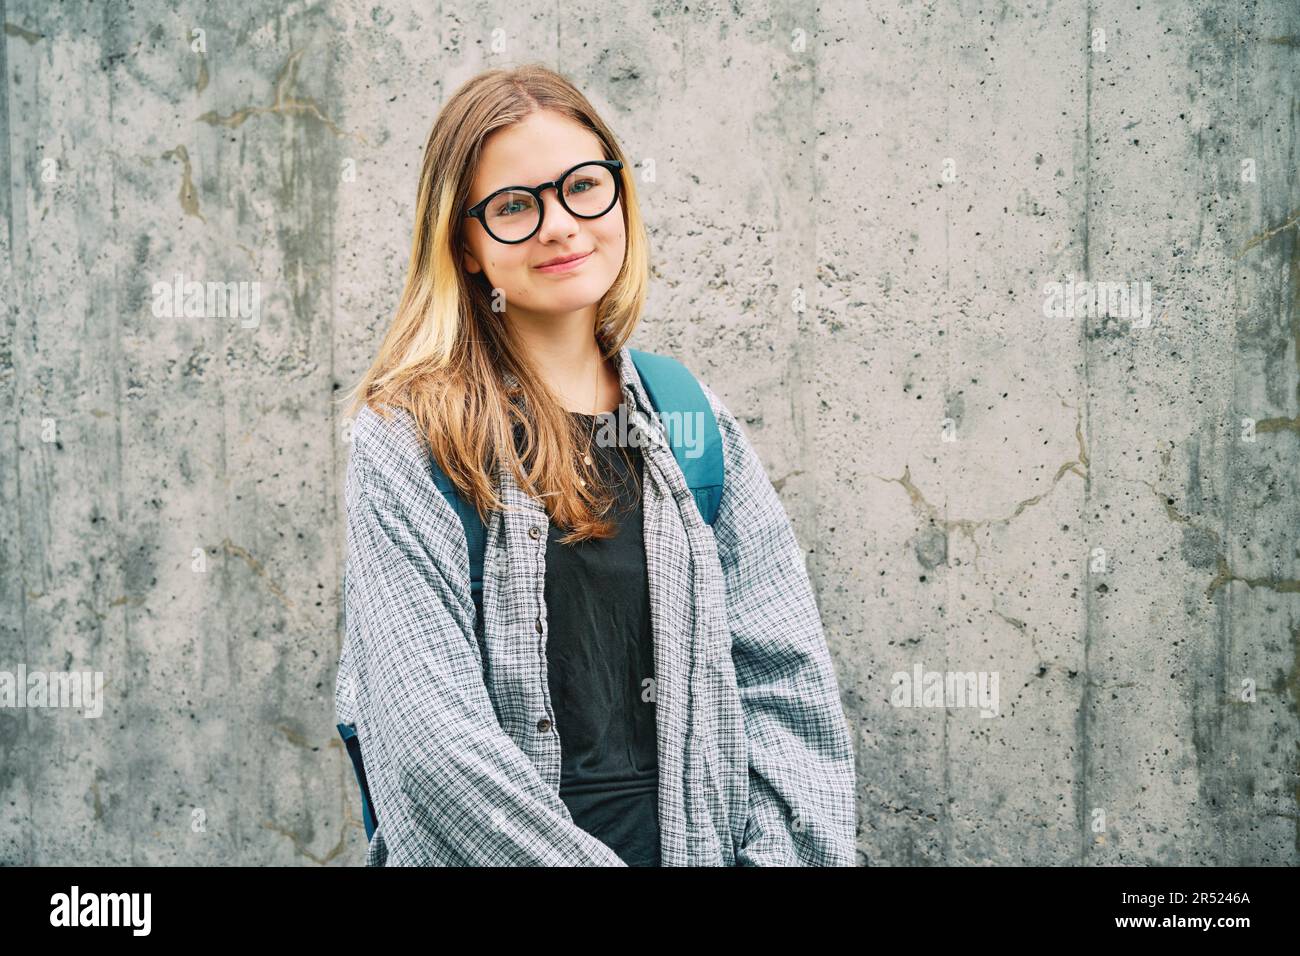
top-left (483, 163), bottom-right (617, 242)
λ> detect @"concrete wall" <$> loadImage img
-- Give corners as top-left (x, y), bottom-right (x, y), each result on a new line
top-left (1, 0), bottom-right (1296, 865)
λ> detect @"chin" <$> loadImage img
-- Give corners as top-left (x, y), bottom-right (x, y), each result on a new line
top-left (536, 278), bottom-right (611, 310)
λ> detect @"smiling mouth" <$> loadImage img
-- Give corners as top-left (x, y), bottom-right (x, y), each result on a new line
top-left (535, 251), bottom-right (593, 270)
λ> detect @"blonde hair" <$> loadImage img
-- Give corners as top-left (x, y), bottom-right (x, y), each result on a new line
top-left (344, 64), bottom-right (651, 543)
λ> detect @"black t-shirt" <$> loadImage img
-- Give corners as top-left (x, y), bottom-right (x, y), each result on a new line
top-left (515, 408), bottom-right (661, 866)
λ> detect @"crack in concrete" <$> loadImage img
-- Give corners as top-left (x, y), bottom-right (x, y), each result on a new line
top-left (872, 403), bottom-right (1089, 538)
top-left (871, 404), bottom-right (1089, 675)
top-left (990, 607), bottom-right (1049, 676)
top-left (220, 538), bottom-right (295, 609)
top-left (76, 593), bottom-right (145, 621)
top-left (1236, 207), bottom-right (1300, 261)
top-left (276, 724), bottom-right (343, 752)
top-left (1143, 488), bottom-right (1300, 599)
top-left (261, 817), bottom-right (347, 865)
top-left (160, 145), bottom-right (205, 223)
top-left (197, 48), bottom-right (367, 144)
top-left (1205, 557), bottom-right (1300, 599)
top-left (3, 22), bottom-right (43, 44)
top-left (1122, 459), bottom-right (1300, 601)
top-left (771, 467), bottom-right (805, 493)
top-left (1256, 415), bottom-right (1300, 433)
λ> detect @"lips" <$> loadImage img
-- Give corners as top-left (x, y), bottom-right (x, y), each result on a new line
top-left (535, 250), bottom-right (592, 270)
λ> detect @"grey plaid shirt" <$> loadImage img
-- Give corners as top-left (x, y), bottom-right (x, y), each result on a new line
top-left (334, 345), bottom-right (857, 866)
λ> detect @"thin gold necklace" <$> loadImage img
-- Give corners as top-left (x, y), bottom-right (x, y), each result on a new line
top-left (578, 352), bottom-right (599, 488)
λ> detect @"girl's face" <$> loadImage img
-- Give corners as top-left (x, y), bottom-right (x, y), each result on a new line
top-left (461, 110), bottom-right (627, 327)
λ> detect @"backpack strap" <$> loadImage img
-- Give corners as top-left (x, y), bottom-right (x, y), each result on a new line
top-left (429, 465), bottom-right (487, 627)
top-left (627, 348), bottom-right (725, 526)
top-left (336, 721), bottom-right (378, 841)
top-left (428, 348), bottom-right (725, 604)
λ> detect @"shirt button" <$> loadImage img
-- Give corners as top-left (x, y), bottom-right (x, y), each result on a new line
top-left (528, 525), bottom-right (542, 540)
top-left (535, 618), bottom-right (543, 634)
top-left (536, 717), bottom-right (552, 733)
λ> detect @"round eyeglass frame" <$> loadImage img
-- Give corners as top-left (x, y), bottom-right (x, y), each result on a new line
top-left (464, 159), bottom-right (624, 244)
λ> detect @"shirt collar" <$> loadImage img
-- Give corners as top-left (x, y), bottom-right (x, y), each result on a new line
top-left (611, 344), bottom-right (656, 419)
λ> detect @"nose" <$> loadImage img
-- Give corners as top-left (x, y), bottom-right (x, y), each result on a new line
top-left (535, 185), bottom-right (580, 242)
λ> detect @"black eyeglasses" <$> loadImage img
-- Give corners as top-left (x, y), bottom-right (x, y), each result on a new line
top-left (465, 159), bottom-right (624, 244)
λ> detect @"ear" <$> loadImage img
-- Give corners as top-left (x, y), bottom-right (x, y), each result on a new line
top-left (462, 248), bottom-right (482, 275)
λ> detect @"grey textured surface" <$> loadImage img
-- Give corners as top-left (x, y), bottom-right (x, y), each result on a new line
top-left (1, 1), bottom-right (1296, 865)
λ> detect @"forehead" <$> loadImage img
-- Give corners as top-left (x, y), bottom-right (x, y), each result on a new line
top-left (472, 111), bottom-right (605, 195)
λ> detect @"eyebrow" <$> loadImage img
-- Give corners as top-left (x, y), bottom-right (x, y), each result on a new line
top-left (487, 161), bottom-right (597, 194)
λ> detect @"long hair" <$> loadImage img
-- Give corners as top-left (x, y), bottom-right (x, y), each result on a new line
top-left (343, 64), bottom-right (651, 544)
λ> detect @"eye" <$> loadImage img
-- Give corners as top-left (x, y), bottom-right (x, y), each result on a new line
top-left (492, 194), bottom-right (535, 217)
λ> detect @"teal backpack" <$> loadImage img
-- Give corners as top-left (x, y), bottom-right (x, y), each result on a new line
top-left (337, 348), bottom-right (724, 843)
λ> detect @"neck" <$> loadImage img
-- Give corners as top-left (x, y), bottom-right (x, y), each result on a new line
top-left (505, 306), bottom-right (622, 414)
